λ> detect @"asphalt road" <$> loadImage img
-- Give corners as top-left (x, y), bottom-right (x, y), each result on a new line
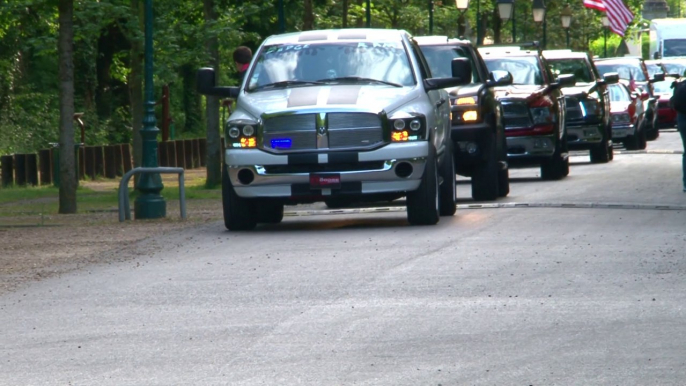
top-left (2, 130), bottom-right (686, 385)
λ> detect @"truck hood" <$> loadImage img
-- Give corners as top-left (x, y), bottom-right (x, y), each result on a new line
top-left (237, 85), bottom-right (417, 119)
top-left (491, 84), bottom-right (548, 101)
top-left (446, 84), bottom-right (483, 98)
top-left (559, 83), bottom-right (598, 97)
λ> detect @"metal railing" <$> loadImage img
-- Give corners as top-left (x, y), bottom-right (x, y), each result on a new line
top-left (118, 167), bottom-right (186, 222)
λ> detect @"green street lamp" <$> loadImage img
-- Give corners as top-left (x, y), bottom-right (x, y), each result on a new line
top-left (278, 0), bottom-right (285, 33)
top-left (497, 0), bottom-right (516, 43)
top-left (455, 0), bottom-right (470, 38)
top-left (532, 0), bottom-right (546, 49)
top-left (135, 0), bottom-right (166, 220)
top-left (560, 4), bottom-right (573, 48)
top-left (601, 15), bottom-right (610, 57)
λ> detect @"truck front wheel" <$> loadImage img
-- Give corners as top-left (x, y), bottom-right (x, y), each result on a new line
top-left (407, 144), bottom-right (440, 225)
top-left (222, 165), bottom-right (257, 231)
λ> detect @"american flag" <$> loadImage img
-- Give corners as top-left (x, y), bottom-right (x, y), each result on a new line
top-left (583, 0), bottom-right (634, 37)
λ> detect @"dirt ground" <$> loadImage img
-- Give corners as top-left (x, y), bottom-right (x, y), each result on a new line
top-left (0, 170), bottom-right (223, 295)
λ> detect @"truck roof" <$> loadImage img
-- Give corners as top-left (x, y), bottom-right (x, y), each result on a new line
top-left (413, 36), bottom-right (471, 45)
top-left (262, 29), bottom-right (410, 45)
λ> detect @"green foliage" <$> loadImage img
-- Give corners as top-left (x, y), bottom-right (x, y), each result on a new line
top-left (0, 0), bottom-right (656, 157)
top-left (588, 34), bottom-right (623, 59)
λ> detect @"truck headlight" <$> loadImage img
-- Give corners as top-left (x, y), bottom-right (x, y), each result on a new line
top-left (225, 121), bottom-right (259, 148)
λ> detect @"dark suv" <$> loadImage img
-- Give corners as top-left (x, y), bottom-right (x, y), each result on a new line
top-left (594, 56), bottom-right (665, 141)
top-left (479, 45), bottom-right (575, 180)
top-left (543, 50), bottom-right (618, 163)
top-left (416, 36), bottom-right (511, 201)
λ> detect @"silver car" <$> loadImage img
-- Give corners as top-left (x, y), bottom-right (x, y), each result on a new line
top-left (197, 29), bottom-right (469, 230)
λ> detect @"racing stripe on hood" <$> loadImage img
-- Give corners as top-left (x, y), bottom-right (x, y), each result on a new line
top-left (327, 85), bottom-right (361, 105)
top-left (287, 87), bottom-right (321, 108)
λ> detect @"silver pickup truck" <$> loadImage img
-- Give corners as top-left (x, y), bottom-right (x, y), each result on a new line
top-left (197, 29), bottom-right (469, 230)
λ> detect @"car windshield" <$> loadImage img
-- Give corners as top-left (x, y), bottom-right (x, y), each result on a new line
top-left (652, 80), bottom-right (674, 94)
top-left (483, 56), bottom-right (543, 85)
top-left (663, 62), bottom-right (686, 76)
top-left (419, 45), bottom-right (480, 82)
top-left (247, 41), bottom-right (415, 91)
top-left (663, 39), bottom-right (686, 57)
top-left (595, 62), bottom-right (646, 81)
top-left (645, 63), bottom-right (663, 77)
top-left (609, 84), bottom-right (630, 102)
top-left (547, 58), bottom-right (594, 83)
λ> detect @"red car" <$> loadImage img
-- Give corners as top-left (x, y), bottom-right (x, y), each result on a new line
top-left (608, 82), bottom-right (646, 150)
top-left (652, 78), bottom-right (678, 129)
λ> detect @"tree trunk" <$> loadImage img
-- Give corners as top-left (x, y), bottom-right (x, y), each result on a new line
top-left (303, 0), bottom-right (314, 30)
top-left (342, 0), bottom-right (348, 28)
top-left (181, 63), bottom-right (202, 135)
top-left (129, 0), bottom-right (144, 170)
top-left (58, 0), bottom-right (77, 214)
top-left (203, 0), bottom-right (221, 188)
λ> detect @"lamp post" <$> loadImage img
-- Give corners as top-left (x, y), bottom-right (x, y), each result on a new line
top-left (366, 0), bottom-right (371, 27)
top-left (278, 0), bottom-right (285, 33)
top-left (497, 0), bottom-right (515, 43)
top-left (601, 15), bottom-right (610, 57)
top-left (455, 0), bottom-right (470, 38)
top-left (135, 0), bottom-right (166, 220)
top-left (560, 4), bottom-right (572, 48)
top-left (429, 0), bottom-right (434, 34)
top-left (532, 0), bottom-right (546, 49)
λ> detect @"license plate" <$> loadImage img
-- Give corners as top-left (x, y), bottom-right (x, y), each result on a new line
top-left (310, 173), bottom-right (341, 189)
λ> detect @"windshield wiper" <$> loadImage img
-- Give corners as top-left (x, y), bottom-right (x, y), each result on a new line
top-left (317, 76), bottom-right (403, 87)
top-left (251, 80), bottom-right (325, 91)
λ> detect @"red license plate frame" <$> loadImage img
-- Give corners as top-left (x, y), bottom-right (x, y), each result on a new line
top-left (309, 173), bottom-right (341, 189)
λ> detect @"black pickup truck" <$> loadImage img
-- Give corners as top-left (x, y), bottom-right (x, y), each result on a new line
top-left (417, 36), bottom-right (512, 201)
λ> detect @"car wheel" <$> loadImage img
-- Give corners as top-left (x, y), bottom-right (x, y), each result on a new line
top-left (638, 125), bottom-right (648, 150)
top-left (406, 143), bottom-right (439, 226)
top-left (589, 137), bottom-right (611, 164)
top-left (256, 201), bottom-right (284, 224)
top-left (471, 134), bottom-right (499, 201)
top-left (646, 127), bottom-right (660, 141)
top-left (541, 135), bottom-right (569, 180)
top-left (438, 141), bottom-right (456, 216)
top-left (222, 165), bottom-right (257, 231)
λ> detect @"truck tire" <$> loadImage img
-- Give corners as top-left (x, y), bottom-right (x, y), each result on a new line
top-left (438, 141), bottom-right (456, 216)
top-left (256, 201), bottom-right (284, 224)
top-left (471, 135), bottom-right (499, 201)
top-left (589, 136), bottom-right (611, 164)
top-left (638, 125), bottom-right (648, 150)
top-left (497, 136), bottom-right (510, 197)
top-left (541, 135), bottom-right (569, 180)
top-left (406, 144), bottom-right (439, 226)
top-left (222, 165), bottom-right (257, 231)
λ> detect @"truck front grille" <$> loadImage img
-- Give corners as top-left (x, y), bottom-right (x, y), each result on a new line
top-left (328, 113), bottom-right (383, 149)
top-left (262, 112), bottom-right (384, 152)
top-left (501, 102), bottom-right (532, 128)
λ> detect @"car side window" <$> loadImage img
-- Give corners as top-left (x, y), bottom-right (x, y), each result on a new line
top-left (410, 40), bottom-right (432, 80)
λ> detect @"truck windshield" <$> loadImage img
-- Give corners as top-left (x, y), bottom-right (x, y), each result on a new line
top-left (483, 56), bottom-right (544, 85)
top-left (595, 63), bottom-right (646, 82)
top-left (246, 42), bottom-right (415, 91)
top-left (663, 39), bottom-right (686, 57)
top-left (419, 45), bottom-right (480, 82)
top-left (547, 58), bottom-right (594, 83)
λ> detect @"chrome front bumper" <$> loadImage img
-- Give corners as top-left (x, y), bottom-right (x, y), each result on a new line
top-left (505, 134), bottom-right (556, 159)
top-left (567, 124), bottom-right (603, 145)
top-left (611, 123), bottom-right (635, 139)
top-left (225, 142), bottom-right (429, 198)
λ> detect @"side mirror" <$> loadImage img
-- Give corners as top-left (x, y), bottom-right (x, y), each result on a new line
top-left (668, 73), bottom-right (682, 79)
top-left (653, 52), bottom-right (660, 60)
top-left (197, 67), bottom-right (239, 98)
top-left (424, 57), bottom-right (471, 90)
top-left (555, 74), bottom-right (576, 88)
top-left (451, 57), bottom-right (472, 81)
top-left (651, 72), bottom-right (666, 82)
top-left (486, 70), bottom-right (513, 87)
top-left (602, 72), bottom-right (619, 85)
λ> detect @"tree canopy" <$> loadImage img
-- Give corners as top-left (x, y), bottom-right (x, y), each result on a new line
top-left (0, 0), bottom-right (658, 157)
